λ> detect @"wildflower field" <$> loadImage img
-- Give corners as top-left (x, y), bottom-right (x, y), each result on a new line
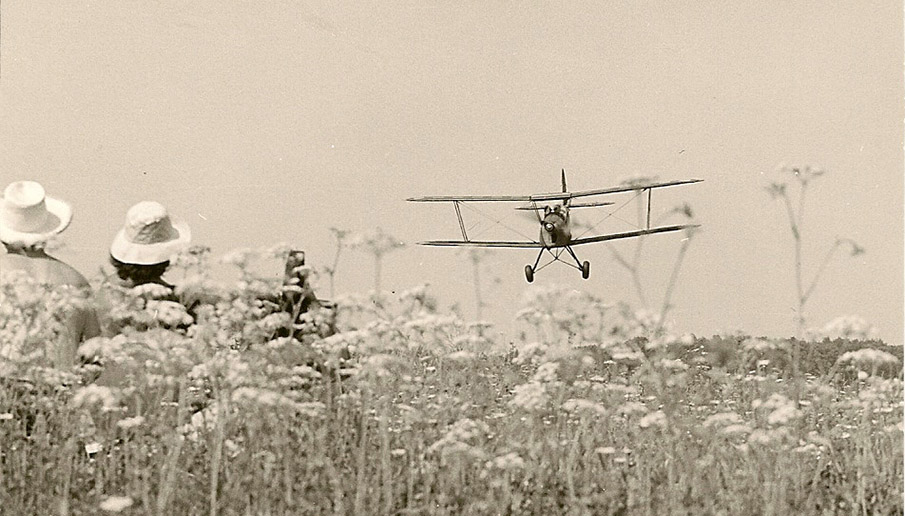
top-left (1, 246), bottom-right (902, 515)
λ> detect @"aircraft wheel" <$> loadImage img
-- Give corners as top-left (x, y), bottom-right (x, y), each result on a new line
top-left (581, 261), bottom-right (590, 279)
top-left (524, 265), bottom-right (534, 283)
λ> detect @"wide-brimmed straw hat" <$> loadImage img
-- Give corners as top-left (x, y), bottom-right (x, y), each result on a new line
top-left (0, 180), bottom-right (73, 246)
top-left (110, 201), bottom-right (191, 265)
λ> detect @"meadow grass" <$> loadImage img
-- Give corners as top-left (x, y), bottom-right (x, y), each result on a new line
top-left (0, 249), bottom-right (901, 515)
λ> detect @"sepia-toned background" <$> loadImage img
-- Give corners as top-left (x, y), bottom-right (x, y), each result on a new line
top-left (1, 1), bottom-right (901, 344)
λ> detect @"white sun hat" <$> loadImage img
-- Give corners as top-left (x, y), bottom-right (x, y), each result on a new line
top-left (0, 180), bottom-right (73, 246)
top-left (110, 201), bottom-right (191, 265)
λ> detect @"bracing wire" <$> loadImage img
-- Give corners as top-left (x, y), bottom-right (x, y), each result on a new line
top-left (460, 202), bottom-right (538, 243)
top-left (575, 189), bottom-right (646, 239)
top-left (452, 188), bottom-right (647, 244)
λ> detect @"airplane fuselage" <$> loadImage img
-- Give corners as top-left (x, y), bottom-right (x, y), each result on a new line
top-left (540, 205), bottom-right (572, 248)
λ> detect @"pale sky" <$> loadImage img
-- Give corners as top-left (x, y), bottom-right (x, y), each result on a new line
top-left (1, 2), bottom-right (902, 344)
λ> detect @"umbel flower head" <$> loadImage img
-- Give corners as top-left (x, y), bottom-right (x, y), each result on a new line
top-left (836, 348), bottom-right (899, 369)
top-left (807, 315), bottom-right (879, 341)
top-left (777, 163), bottom-right (825, 185)
top-left (348, 227), bottom-right (405, 256)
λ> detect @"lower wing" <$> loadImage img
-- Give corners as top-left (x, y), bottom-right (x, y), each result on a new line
top-left (570, 224), bottom-right (699, 246)
top-left (417, 240), bottom-right (543, 248)
top-left (417, 225), bottom-right (698, 248)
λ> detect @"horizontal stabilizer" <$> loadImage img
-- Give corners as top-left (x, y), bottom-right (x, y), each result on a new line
top-left (514, 200), bottom-right (615, 210)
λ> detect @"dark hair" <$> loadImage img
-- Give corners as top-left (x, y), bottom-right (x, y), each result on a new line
top-left (109, 255), bottom-right (170, 286)
top-left (3, 241), bottom-right (44, 253)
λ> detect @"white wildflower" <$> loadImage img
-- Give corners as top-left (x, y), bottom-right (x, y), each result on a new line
top-left (261, 242), bottom-right (293, 260)
top-left (836, 348), bottom-right (899, 368)
top-left (742, 338), bottom-right (779, 352)
top-left (809, 315), bottom-right (880, 341)
top-left (562, 398), bottom-right (607, 417)
top-left (71, 385), bottom-right (118, 411)
top-left (131, 283), bottom-right (172, 299)
top-left (703, 412), bottom-right (743, 428)
top-left (99, 496), bottom-right (133, 512)
top-left (617, 401), bottom-right (648, 416)
top-left (219, 247), bottom-right (256, 267)
top-left (485, 452), bottom-right (525, 472)
top-left (116, 416), bottom-right (146, 430)
top-left (767, 404), bottom-right (801, 426)
top-left (638, 410), bottom-right (667, 429)
top-left (446, 350), bottom-right (476, 362)
top-left (146, 300), bottom-right (193, 327)
top-left (257, 312), bottom-right (291, 333)
top-left (658, 358), bottom-right (689, 371)
top-left (532, 362), bottom-right (559, 383)
top-left (509, 382), bottom-right (549, 411)
top-left (720, 424), bottom-right (752, 436)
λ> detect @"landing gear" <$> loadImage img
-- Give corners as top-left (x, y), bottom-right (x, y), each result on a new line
top-left (524, 246), bottom-right (588, 282)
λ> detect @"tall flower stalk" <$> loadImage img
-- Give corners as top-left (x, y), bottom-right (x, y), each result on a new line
top-left (324, 227), bottom-right (351, 298)
top-left (607, 176), bottom-right (698, 326)
top-left (350, 227), bottom-right (405, 293)
top-left (466, 249), bottom-right (489, 322)
top-left (766, 164), bottom-right (865, 337)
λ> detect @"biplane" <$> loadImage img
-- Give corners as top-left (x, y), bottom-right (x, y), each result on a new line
top-left (408, 171), bottom-right (702, 282)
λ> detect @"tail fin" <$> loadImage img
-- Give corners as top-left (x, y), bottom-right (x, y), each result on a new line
top-left (561, 169), bottom-right (567, 193)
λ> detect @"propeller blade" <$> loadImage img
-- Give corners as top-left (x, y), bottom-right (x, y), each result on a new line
top-left (516, 208), bottom-right (543, 224)
top-left (562, 169), bottom-right (571, 207)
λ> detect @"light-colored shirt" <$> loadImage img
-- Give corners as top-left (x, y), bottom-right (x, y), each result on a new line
top-left (1, 251), bottom-right (101, 369)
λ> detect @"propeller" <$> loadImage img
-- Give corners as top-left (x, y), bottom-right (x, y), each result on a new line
top-left (515, 205), bottom-right (546, 224)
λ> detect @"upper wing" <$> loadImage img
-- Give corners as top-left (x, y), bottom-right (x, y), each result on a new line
top-left (417, 240), bottom-right (543, 248)
top-left (570, 224), bottom-right (699, 245)
top-left (530, 178), bottom-right (704, 202)
top-left (409, 178), bottom-right (702, 204)
top-left (407, 194), bottom-right (532, 202)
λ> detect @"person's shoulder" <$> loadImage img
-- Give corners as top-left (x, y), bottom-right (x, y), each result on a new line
top-left (0, 253), bottom-right (91, 289)
top-left (48, 259), bottom-right (92, 289)
top-left (0, 254), bottom-right (32, 278)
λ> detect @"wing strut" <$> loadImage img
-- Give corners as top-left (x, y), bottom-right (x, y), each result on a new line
top-left (646, 188), bottom-right (652, 229)
top-left (453, 201), bottom-right (469, 241)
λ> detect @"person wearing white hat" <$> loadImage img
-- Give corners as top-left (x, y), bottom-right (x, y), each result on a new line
top-left (89, 201), bottom-right (193, 387)
top-left (108, 201), bottom-right (191, 289)
top-left (0, 180), bottom-right (100, 368)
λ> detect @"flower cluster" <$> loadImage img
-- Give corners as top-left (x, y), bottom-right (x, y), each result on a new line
top-left (747, 393), bottom-right (802, 447)
top-left (1, 240), bottom-right (901, 515)
top-left (808, 315), bottom-right (880, 341)
top-left (428, 418), bottom-right (490, 464)
top-left (509, 361), bottom-right (562, 412)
